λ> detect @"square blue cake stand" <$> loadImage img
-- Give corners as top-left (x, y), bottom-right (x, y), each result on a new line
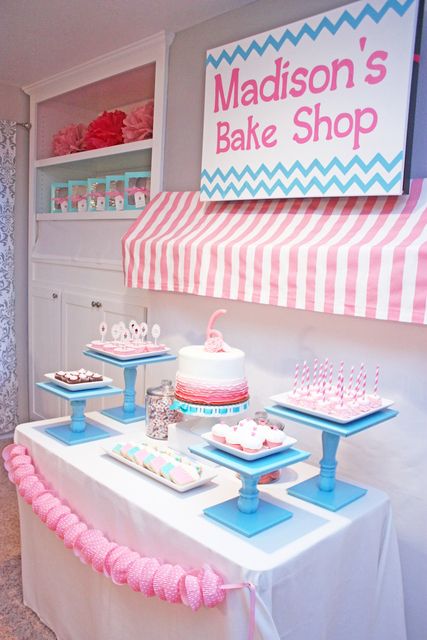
top-left (83, 350), bottom-right (176, 424)
top-left (265, 405), bottom-right (398, 512)
top-left (36, 382), bottom-right (123, 445)
top-left (189, 443), bottom-right (310, 537)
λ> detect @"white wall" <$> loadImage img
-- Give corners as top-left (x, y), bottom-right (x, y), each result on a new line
top-left (0, 82), bottom-right (29, 424)
top-left (159, 2), bottom-right (427, 639)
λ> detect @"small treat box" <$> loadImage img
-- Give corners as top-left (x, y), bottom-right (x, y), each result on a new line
top-left (87, 178), bottom-right (107, 212)
top-left (50, 182), bottom-right (69, 213)
top-left (68, 180), bottom-right (88, 213)
top-left (105, 174), bottom-right (125, 211)
top-left (124, 171), bottom-right (151, 209)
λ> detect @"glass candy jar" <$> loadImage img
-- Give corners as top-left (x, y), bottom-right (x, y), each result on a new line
top-left (145, 379), bottom-right (182, 440)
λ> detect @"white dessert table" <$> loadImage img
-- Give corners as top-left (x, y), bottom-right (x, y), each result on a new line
top-left (14, 414), bottom-right (407, 640)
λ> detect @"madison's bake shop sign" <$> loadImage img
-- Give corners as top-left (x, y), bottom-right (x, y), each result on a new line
top-left (200, 0), bottom-right (420, 201)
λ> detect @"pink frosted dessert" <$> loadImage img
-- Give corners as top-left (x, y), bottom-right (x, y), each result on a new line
top-left (225, 428), bottom-right (242, 450)
top-left (211, 422), bottom-right (230, 443)
top-left (264, 428), bottom-right (286, 449)
top-left (240, 433), bottom-right (264, 454)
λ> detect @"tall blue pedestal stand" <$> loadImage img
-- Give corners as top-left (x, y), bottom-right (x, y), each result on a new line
top-left (265, 405), bottom-right (398, 512)
top-left (36, 382), bottom-right (123, 445)
top-left (189, 443), bottom-right (310, 537)
top-left (83, 350), bottom-right (176, 424)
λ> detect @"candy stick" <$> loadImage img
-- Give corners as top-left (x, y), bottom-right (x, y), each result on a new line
top-left (374, 365), bottom-right (380, 396)
top-left (313, 358), bottom-right (318, 386)
top-left (292, 363), bottom-right (299, 396)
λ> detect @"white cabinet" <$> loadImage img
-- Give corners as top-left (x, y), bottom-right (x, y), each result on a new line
top-left (29, 286), bottom-right (147, 420)
top-left (30, 285), bottom-right (63, 419)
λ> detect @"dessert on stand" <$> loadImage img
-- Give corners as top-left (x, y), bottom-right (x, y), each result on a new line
top-left (84, 320), bottom-right (176, 424)
top-left (36, 377), bottom-right (122, 445)
top-left (266, 360), bottom-right (398, 511)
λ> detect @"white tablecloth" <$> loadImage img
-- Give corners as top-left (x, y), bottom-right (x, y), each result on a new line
top-left (15, 414), bottom-right (407, 640)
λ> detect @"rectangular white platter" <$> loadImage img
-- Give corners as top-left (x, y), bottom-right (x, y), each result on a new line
top-left (201, 431), bottom-right (297, 461)
top-left (45, 372), bottom-right (112, 391)
top-left (270, 392), bottom-right (394, 424)
top-left (86, 344), bottom-right (170, 361)
top-left (103, 446), bottom-right (217, 493)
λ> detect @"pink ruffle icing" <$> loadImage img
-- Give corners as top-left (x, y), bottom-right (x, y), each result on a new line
top-left (175, 375), bottom-right (249, 405)
top-left (3, 443), bottom-right (226, 612)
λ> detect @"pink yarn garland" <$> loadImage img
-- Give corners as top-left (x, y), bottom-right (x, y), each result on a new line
top-left (2, 442), bottom-right (257, 637)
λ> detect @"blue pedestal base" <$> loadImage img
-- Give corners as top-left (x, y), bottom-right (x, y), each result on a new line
top-left (204, 497), bottom-right (293, 537)
top-left (44, 422), bottom-right (114, 445)
top-left (101, 404), bottom-right (146, 424)
top-left (288, 476), bottom-right (367, 512)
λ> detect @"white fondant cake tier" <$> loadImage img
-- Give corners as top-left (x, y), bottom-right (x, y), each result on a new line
top-left (175, 345), bottom-right (249, 405)
top-left (177, 345), bottom-right (245, 380)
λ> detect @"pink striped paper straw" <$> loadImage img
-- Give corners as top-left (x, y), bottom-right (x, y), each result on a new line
top-left (306, 366), bottom-right (311, 395)
top-left (328, 363), bottom-right (334, 390)
top-left (348, 365), bottom-right (354, 393)
top-left (374, 365), bottom-right (380, 396)
top-left (317, 363), bottom-right (323, 391)
top-left (339, 373), bottom-right (344, 406)
top-left (301, 361), bottom-right (307, 393)
top-left (313, 358), bottom-right (318, 386)
top-left (362, 370), bottom-right (367, 398)
top-left (293, 363), bottom-right (299, 395)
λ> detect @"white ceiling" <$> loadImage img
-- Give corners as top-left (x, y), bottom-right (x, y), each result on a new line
top-left (1, 0), bottom-right (255, 88)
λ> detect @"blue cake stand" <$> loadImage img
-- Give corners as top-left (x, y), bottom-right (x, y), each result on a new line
top-left (170, 398), bottom-right (249, 417)
top-left (83, 350), bottom-right (176, 424)
top-left (265, 405), bottom-right (398, 512)
top-left (189, 443), bottom-right (310, 537)
top-left (36, 382), bottom-right (123, 445)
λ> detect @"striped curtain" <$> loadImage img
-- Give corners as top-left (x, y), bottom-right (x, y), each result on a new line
top-left (0, 121), bottom-right (18, 433)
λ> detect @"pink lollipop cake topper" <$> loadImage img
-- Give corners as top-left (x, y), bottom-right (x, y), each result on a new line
top-left (204, 309), bottom-right (229, 353)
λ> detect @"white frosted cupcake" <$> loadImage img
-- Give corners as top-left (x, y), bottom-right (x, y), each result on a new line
top-left (241, 432), bottom-right (264, 454)
top-left (226, 428), bottom-right (242, 450)
top-left (211, 422), bottom-right (230, 443)
top-left (265, 428), bottom-right (286, 449)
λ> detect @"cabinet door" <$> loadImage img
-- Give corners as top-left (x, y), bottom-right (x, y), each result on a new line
top-left (30, 285), bottom-right (63, 419)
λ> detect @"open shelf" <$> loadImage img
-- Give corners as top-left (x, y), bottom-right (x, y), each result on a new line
top-left (35, 139), bottom-right (153, 168)
top-left (36, 211), bottom-right (141, 221)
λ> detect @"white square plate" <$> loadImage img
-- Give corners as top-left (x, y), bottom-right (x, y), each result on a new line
top-left (103, 442), bottom-right (217, 492)
top-left (201, 431), bottom-right (297, 461)
top-left (270, 392), bottom-right (394, 424)
top-left (86, 344), bottom-right (170, 360)
top-left (45, 372), bottom-right (112, 391)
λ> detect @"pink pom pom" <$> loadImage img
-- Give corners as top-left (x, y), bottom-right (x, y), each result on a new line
top-left (55, 513), bottom-right (79, 539)
top-left (92, 541), bottom-right (117, 574)
top-left (32, 492), bottom-right (55, 516)
top-left (23, 482), bottom-right (48, 505)
top-left (126, 556), bottom-right (150, 592)
top-left (63, 522), bottom-right (88, 549)
top-left (9, 454), bottom-right (32, 469)
top-left (12, 464), bottom-right (35, 484)
top-left (164, 565), bottom-right (185, 604)
top-left (46, 505), bottom-right (71, 530)
top-left (111, 550), bottom-right (140, 585)
top-left (180, 573), bottom-right (202, 611)
top-left (2, 444), bottom-right (26, 461)
top-left (35, 496), bottom-right (61, 522)
top-left (139, 557), bottom-right (160, 597)
top-left (122, 100), bottom-right (154, 143)
top-left (153, 563), bottom-right (173, 601)
top-left (18, 474), bottom-right (39, 497)
top-left (201, 565), bottom-right (225, 607)
top-left (74, 529), bottom-right (106, 564)
top-left (52, 123), bottom-right (87, 156)
top-left (103, 545), bottom-right (130, 577)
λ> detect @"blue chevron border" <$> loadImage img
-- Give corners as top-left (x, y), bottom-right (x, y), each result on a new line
top-left (201, 153), bottom-right (403, 185)
top-left (206, 0), bottom-right (415, 68)
top-left (200, 172), bottom-right (402, 198)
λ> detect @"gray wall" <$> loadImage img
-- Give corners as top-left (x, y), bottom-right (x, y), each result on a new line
top-left (0, 82), bottom-right (29, 424)
top-left (162, 2), bottom-right (427, 639)
top-left (164, 0), bottom-right (427, 189)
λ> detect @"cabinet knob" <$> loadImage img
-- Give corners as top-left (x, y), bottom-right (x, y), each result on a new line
top-left (91, 300), bottom-right (102, 308)
top-left (52, 293), bottom-right (58, 299)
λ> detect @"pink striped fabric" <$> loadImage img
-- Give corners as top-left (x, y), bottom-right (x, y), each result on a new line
top-left (122, 179), bottom-right (427, 324)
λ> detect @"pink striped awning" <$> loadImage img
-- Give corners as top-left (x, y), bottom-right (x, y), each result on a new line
top-left (122, 179), bottom-right (427, 325)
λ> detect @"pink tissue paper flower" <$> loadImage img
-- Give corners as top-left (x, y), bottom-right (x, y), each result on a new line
top-left (83, 110), bottom-right (126, 150)
top-left (52, 123), bottom-right (87, 156)
top-left (122, 100), bottom-right (154, 143)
